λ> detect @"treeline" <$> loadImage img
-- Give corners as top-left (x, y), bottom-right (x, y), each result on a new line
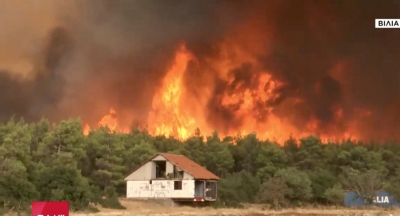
top-left (0, 118), bottom-right (399, 213)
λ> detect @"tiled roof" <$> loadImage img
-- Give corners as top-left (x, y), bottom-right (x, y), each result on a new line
top-left (159, 153), bottom-right (220, 180)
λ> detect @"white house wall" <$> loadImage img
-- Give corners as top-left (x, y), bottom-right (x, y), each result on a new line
top-left (166, 161), bottom-right (174, 174)
top-left (126, 180), bottom-right (195, 198)
top-left (125, 162), bottom-right (154, 180)
top-left (183, 172), bottom-right (194, 180)
top-left (152, 155), bottom-right (166, 161)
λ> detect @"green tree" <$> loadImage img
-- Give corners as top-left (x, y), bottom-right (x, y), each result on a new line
top-left (309, 169), bottom-right (337, 202)
top-left (203, 131), bottom-right (234, 177)
top-left (36, 119), bottom-right (86, 167)
top-left (324, 183), bottom-right (345, 206)
top-left (181, 135), bottom-right (206, 165)
top-left (217, 171), bottom-right (260, 207)
top-left (335, 146), bottom-right (387, 174)
top-left (274, 168), bottom-right (313, 204)
top-left (256, 176), bottom-right (291, 209)
top-left (295, 136), bottom-right (326, 171)
top-left (340, 168), bottom-right (384, 204)
top-left (256, 141), bottom-right (287, 181)
top-left (85, 127), bottom-right (125, 191)
top-left (0, 119), bottom-right (39, 212)
top-left (36, 165), bottom-right (92, 211)
top-left (231, 133), bottom-right (261, 175)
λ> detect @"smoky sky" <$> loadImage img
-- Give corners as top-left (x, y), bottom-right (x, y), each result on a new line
top-left (0, 0), bottom-right (399, 140)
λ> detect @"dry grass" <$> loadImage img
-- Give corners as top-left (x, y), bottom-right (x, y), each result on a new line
top-left (68, 199), bottom-right (400, 216)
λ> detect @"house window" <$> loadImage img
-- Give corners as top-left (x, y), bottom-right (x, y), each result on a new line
top-left (174, 181), bottom-right (182, 190)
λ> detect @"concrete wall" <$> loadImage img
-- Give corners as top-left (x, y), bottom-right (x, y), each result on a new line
top-left (125, 162), bottom-right (154, 180)
top-left (152, 155), bottom-right (166, 161)
top-left (166, 160), bottom-right (174, 175)
top-left (126, 180), bottom-right (195, 198)
top-left (182, 171), bottom-right (193, 180)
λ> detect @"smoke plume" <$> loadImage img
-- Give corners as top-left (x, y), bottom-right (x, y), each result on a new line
top-left (0, 0), bottom-right (399, 141)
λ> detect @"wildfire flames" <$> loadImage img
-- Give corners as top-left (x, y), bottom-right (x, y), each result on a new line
top-left (1, 1), bottom-right (399, 144)
top-left (84, 107), bottom-right (121, 135)
top-left (83, 43), bottom-right (363, 143)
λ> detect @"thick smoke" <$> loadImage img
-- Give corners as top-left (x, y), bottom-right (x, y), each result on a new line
top-left (267, 0), bottom-right (400, 140)
top-left (0, 26), bottom-right (72, 121)
top-left (0, 0), bottom-right (399, 140)
top-left (202, 0), bottom-right (400, 140)
top-left (0, 0), bottom-right (73, 122)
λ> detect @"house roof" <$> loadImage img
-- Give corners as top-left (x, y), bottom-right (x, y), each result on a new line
top-left (158, 153), bottom-right (220, 180)
top-left (125, 153), bottom-right (220, 180)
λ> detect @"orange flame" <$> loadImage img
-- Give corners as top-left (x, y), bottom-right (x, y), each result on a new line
top-left (83, 107), bottom-right (119, 135)
top-left (147, 44), bottom-right (196, 139)
top-left (83, 43), bottom-right (363, 144)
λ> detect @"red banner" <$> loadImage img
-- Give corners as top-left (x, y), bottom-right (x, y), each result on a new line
top-left (31, 201), bottom-right (69, 216)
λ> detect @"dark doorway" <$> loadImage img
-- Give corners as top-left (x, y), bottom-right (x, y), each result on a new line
top-left (154, 161), bottom-right (166, 178)
top-left (205, 181), bottom-right (217, 201)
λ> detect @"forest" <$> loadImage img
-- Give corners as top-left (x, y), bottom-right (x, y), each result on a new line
top-left (0, 117), bottom-right (399, 214)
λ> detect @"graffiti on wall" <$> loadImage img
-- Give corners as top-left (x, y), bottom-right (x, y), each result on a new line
top-left (128, 180), bottom-right (192, 198)
top-left (132, 182), bottom-right (151, 197)
top-left (151, 181), bottom-right (171, 197)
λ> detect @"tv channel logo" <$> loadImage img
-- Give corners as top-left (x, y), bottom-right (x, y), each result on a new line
top-left (375, 19), bottom-right (400, 28)
top-left (31, 201), bottom-right (69, 216)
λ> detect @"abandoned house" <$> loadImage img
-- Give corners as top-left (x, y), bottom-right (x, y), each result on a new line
top-left (124, 153), bottom-right (219, 202)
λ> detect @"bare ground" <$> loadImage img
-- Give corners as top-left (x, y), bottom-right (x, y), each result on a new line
top-left (69, 198), bottom-right (400, 216)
